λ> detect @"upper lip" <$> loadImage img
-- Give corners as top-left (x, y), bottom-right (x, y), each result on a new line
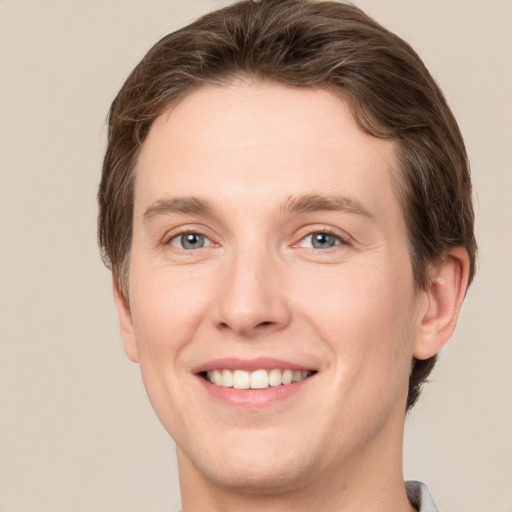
top-left (191, 357), bottom-right (317, 374)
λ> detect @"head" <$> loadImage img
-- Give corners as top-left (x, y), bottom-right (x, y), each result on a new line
top-left (98, 3), bottom-right (477, 502)
top-left (98, 0), bottom-right (475, 413)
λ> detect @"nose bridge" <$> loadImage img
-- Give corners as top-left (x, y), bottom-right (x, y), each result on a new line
top-left (214, 237), bottom-right (290, 337)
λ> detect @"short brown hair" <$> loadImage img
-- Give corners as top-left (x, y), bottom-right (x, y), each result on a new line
top-left (98, 0), bottom-right (476, 410)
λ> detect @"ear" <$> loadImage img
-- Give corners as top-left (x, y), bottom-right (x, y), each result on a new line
top-left (413, 247), bottom-right (470, 360)
top-left (112, 274), bottom-right (139, 363)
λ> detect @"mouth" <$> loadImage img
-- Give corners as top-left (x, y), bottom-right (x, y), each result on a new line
top-left (192, 358), bottom-right (318, 407)
top-left (201, 368), bottom-right (316, 390)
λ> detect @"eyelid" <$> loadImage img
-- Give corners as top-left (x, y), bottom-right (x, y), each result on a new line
top-left (169, 232), bottom-right (212, 249)
top-left (162, 224), bottom-right (217, 247)
top-left (160, 224), bottom-right (352, 250)
top-left (292, 227), bottom-right (352, 248)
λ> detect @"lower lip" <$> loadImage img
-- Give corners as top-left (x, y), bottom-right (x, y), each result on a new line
top-left (197, 375), bottom-right (314, 408)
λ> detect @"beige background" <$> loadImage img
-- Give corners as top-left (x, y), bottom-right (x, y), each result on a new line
top-left (1, 1), bottom-right (511, 511)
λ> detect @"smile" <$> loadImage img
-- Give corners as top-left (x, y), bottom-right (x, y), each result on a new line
top-left (204, 369), bottom-right (315, 389)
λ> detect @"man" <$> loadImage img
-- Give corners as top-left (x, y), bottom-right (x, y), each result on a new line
top-left (98, 1), bottom-right (476, 510)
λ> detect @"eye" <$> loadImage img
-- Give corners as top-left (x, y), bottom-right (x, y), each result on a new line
top-left (300, 231), bottom-right (343, 249)
top-left (169, 232), bottom-right (211, 250)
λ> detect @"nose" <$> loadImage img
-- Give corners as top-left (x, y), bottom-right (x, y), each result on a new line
top-left (212, 248), bottom-right (291, 338)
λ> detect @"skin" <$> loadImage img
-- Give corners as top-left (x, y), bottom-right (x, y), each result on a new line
top-left (113, 82), bottom-right (469, 512)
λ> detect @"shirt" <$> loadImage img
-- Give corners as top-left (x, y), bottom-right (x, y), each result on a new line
top-left (406, 480), bottom-right (439, 512)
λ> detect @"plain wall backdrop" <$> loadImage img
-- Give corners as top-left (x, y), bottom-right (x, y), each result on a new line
top-left (1, 1), bottom-right (511, 511)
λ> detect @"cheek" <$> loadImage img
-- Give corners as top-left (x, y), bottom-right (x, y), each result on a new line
top-left (128, 264), bottom-right (212, 361)
top-left (295, 261), bottom-right (417, 376)
top-left (127, 266), bottom-right (213, 433)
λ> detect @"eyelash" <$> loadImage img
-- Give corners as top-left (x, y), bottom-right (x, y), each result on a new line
top-left (165, 228), bottom-right (350, 251)
top-left (167, 231), bottom-right (213, 250)
top-left (294, 229), bottom-right (350, 250)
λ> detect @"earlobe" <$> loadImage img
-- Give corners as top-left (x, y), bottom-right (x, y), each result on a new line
top-left (413, 247), bottom-right (470, 360)
top-left (112, 274), bottom-right (139, 363)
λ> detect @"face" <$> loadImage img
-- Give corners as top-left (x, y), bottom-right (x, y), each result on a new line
top-left (117, 83), bottom-right (428, 493)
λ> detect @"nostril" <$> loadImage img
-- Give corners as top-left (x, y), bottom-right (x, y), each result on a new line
top-left (217, 320), bottom-right (273, 332)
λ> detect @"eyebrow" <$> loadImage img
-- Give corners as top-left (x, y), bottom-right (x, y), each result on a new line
top-left (282, 194), bottom-right (375, 219)
top-left (142, 193), bottom-right (375, 223)
top-left (143, 196), bottom-right (213, 222)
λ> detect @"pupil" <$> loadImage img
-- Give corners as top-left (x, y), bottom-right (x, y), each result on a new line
top-left (182, 233), bottom-right (204, 249)
top-left (313, 233), bottom-right (334, 248)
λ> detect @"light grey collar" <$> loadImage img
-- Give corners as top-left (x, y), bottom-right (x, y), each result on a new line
top-left (406, 480), bottom-right (439, 512)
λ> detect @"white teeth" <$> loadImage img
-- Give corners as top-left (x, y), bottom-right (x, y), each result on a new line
top-left (222, 369), bottom-right (233, 387)
top-left (205, 368), bottom-right (312, 389)
top-left (212, 369), bottom-right (222, 386)
top-left (250, 369), bottom-right (269, 389)
top-left (281, 369), bottom-right (293, 385)
top-left (268, 368), bottom-right (282, 387)
top-left (233, 370), bottom-right (250, 389)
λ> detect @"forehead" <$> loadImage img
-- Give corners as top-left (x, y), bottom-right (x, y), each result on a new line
top-left (135, 82), bottom-right (401, 224)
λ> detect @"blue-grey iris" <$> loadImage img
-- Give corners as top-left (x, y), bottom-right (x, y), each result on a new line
top-left (181, 233), bottom-right (205, 249)
top-left (311, 233), bottom-right (337, 249)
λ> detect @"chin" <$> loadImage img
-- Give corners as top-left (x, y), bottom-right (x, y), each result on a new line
top-left (177, 427), bottom-right (319, 494)
top-left (194, 457), bottom-right (313, 495)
